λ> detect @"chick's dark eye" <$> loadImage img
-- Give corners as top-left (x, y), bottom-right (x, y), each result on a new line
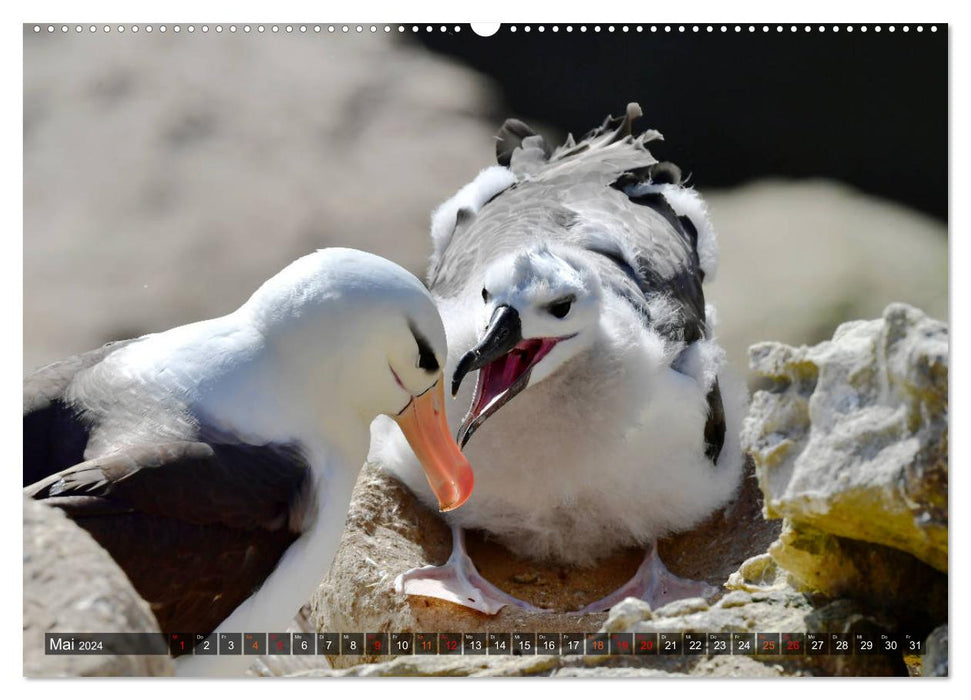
top-left (547, 297), bottom-right (573, 319)
top-left (482, 287), bottom-right (490, 303)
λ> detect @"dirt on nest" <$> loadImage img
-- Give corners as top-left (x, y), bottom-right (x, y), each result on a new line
top-left (461, 460), bottom-right (778, 612)
top-left (313, 455), bottom-right (780, 672)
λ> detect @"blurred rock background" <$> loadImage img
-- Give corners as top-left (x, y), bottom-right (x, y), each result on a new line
top-left (23, 25), bottom-right (947, 378)
top-left (23, 28), bottom-right (499, 371)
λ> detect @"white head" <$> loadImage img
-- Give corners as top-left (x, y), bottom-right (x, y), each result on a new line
top-left (451, 244), bottom-right (602, 445)
top-left (241, 248), bottom-right (474, 510)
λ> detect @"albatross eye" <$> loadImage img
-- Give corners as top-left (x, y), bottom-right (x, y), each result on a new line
top-left (417, 349), bottom-right (439, 372)
top-left (482, 287), bottom-right (491, 303)
top-left (409, 321), bottom-right (440, 373)
top-left (547, 297), bottom-right (574, 319)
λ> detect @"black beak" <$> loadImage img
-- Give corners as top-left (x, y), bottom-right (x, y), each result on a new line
top-left (451, 305), bottom-right (523, 397)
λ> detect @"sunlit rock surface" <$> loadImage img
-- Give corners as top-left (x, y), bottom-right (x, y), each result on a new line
top-left (742, 303), bottom-right (947, 571)
top-left (923, 625), bottom-right (948, 677)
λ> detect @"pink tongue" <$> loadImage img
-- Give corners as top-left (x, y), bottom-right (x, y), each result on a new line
top-left (469, 338), bottom-right (558, 419)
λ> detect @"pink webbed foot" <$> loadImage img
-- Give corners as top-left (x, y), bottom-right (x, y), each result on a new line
top-left (574, 542), bottom-right (718, 614)
top-left (394, 526), bottom-right (549, 615)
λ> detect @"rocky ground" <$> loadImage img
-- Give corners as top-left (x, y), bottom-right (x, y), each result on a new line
top-left (309, 456), bottom-right (779, 671)
top-left (23, 304), bottom-right (948, 677)
top-left (23, 497), bottom-right (174, 677)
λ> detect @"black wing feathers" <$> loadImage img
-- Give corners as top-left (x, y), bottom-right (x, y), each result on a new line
top-left (28, 440), bottom-right (311, 637)
top-left (704, 381), bottom-right (726, 465)
top-left (29, 441), bottom-right (311, 530)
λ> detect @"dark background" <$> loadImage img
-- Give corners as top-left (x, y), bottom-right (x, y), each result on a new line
top-left (416, 24), bottom-right (948, 222)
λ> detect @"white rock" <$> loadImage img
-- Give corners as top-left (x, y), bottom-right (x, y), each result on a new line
top-left (741, 303), bottom-right (947, 571)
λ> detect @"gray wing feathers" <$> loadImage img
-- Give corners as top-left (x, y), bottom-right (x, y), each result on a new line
top-left (431, 103), bottom-right (688, 297)
top-left (23, 339), bottom-right (139, 484)
top-left (24, 339), bottom-right (135, 413)
top-left (432, 103), bottom-right (725, 464)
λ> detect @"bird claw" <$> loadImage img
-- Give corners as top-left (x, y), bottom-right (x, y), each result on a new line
top-left (394, 526), bottom-right (549, 615)
top-left (395, 563), bottom-right (547, 615)
top-left (573, 544), bottom-right (718, 614)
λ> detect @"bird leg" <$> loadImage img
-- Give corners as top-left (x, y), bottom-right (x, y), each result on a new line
top-left (574, 541), bottom-right (718, 614)
top-left (394, 525), bottom-right (549, 615)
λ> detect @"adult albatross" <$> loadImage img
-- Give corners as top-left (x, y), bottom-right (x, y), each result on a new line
top-left (374, 104), bottom-right (745, 614)
top-left (24, 248), bottom-right (473, 675)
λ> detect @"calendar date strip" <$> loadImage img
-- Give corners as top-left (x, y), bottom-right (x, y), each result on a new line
top-left (46, 631), bottom-right (926, 656)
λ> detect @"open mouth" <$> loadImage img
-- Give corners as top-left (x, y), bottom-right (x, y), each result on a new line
top-left (456, 337), bottom-right (560, 447)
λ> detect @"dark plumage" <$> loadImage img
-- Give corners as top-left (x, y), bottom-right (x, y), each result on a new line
top-left (26, 437), bottom-right (309, 636)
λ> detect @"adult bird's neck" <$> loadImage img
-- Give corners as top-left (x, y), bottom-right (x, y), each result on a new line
top-left (158, 311), bottom-right (372, 474)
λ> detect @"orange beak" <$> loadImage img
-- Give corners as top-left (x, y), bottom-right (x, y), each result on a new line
top-left (394, 379), bottom-right (474, 512)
